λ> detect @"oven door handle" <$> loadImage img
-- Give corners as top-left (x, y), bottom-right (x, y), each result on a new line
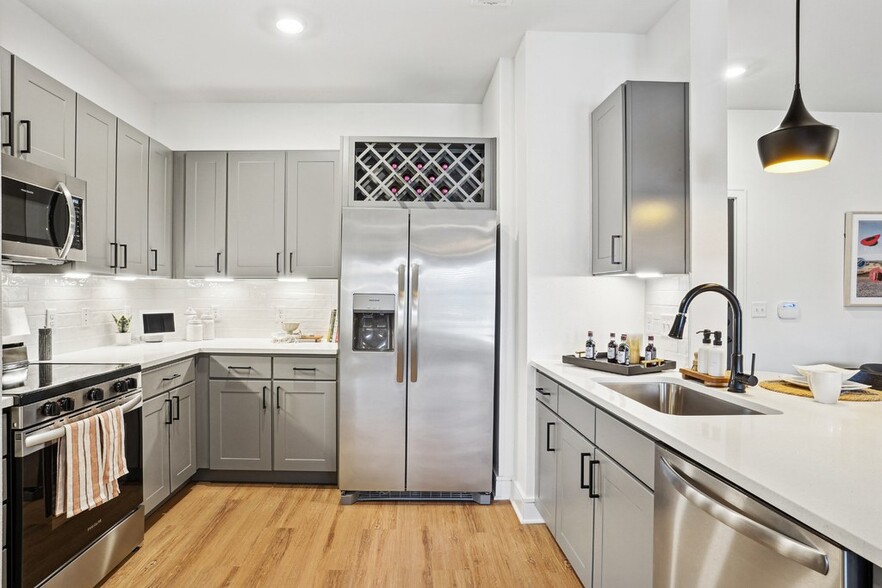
top-left (22, 392), bottom-right (143, 449)
top-left (55, 181), bottom-right (77, 260)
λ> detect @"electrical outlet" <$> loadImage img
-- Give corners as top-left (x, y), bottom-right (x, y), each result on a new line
top-left (81, 308), bottom-right (89, 327)
top-left (211, 305), bottom-right (221, 321)
top-left (751, 302), bottom-right (768, 318)
top-left (46, 308), bottom-right (57, 328)
top-left (277, 307), bottom-right (285, 321)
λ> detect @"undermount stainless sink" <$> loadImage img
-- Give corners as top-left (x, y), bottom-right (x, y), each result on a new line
top-left (601, 381), bottom-right (772, 416)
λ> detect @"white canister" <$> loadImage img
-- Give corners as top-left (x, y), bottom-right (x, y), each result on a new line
top-left (186, 316), bottom-right (203, 341)
top-left (201, 314), bottom-right (215, 340)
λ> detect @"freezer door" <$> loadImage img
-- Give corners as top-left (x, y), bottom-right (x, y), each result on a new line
top-left (338, 208), bottom-right (410, 491)
top-left (406, 209), bottom-right (497, 492)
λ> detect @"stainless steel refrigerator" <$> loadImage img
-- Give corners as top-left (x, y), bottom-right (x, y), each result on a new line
top-left (338, 208), bottom-right (497, 504)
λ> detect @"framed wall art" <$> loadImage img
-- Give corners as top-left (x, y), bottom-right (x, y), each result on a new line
top-left (845, 212), bottom-right (882, 306)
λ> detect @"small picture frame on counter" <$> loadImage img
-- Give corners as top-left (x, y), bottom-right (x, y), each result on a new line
top-left (844, 212), bottom-right (882, 306)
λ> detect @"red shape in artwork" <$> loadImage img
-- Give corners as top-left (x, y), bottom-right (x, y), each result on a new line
top-left (861, 234), bottom-right (881, 246)
top-left (870, 267), bottom-right (882, 282)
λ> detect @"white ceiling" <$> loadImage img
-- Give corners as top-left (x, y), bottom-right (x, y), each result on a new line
top-left (19, 0), bottom-right (678, 104)
top-left (728, 0), bottom-right (882, 113)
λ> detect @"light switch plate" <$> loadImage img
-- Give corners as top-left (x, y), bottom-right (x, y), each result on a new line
top-left (751, 302), bottom-right (767, 318)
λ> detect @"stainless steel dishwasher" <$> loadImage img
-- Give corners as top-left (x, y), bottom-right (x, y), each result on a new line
top-left (654, 447), bottom-right (872, 588)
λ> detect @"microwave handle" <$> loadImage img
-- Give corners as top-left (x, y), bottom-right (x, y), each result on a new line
top-left (55, 182), bottom-right (77, 260)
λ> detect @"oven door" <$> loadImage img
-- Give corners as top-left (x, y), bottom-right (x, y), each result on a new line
top-left (9, 394), bottom-right (144, 588)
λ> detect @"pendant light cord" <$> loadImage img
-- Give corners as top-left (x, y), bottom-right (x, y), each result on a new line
top-left (795, 0), bottom-right (801, 88)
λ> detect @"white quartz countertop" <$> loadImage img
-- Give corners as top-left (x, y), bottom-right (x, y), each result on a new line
top-left (531, 359), bottom-right (882, 567)
top-left (53, 338), bottom-right (338, 370)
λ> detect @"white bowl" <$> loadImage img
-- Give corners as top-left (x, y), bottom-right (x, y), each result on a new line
top-left (280, 321), bottom-right (301, 335)
top-left (793, 364), bottom-right (859, 383)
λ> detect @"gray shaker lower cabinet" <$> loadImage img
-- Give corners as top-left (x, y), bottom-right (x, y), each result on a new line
top-left (142, 394), bottom-right (171, 514)
top-left (555, 420), bottom-right (596, 586)
top-left (169, 382), bottom-right (198, 491)
top-left (535, 402), bottom-right (558, 535)
top-left (592, 448), bottom-right (653, 588)
top-left (273, 381), bottom-right (337, 472)
top-left (209, 379), bottom-right (273, 471)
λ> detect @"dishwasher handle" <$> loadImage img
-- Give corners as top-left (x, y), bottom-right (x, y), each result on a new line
top-left (659, 455), bottom-right (830, 576)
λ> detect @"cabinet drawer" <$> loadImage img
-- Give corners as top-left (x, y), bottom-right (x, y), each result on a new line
top-left (596, 410), bottom-right (655, 489)
top-left (143, 358), bottom-right (196, 400)
top-left (535, 371), bottom-right (559, 412)
top-left (273, 356), bottom-right (337, 381)
top-left (559, 386), bottom-right (595, 442)
top-left (209, 355), bottom-right (272, 380)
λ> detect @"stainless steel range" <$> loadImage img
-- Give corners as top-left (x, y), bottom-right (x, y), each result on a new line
top-left (5, 362), bottom-right (144, 588)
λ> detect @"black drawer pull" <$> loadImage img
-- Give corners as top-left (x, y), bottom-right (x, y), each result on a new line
top-left (1, 112), bottom-right (11, 148)
top-left (589, 459), bottom-right (600, 498)
top-left (536, 387), bottom-right (551, 396)
top-left (20, 119), bottom-right (31, 153)
top-left (164, 398), bottom-right (173, 425)
top-left (292, 367), bottom-right (317, 371)
top-left (228, 366), bottom-right (253, 371)
top-left (546, 422), bottom-right (556, 452)
top-left (580, 452), bottom-right (591, 489)
top-left (173, 396), bottom-right (181, 421)
top-left (161, 373), bottom-right (181, 382)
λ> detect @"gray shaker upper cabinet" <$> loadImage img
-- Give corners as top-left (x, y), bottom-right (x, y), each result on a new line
top-left (115, 120), bottom-right (150, 276)
top-left (591, 81), bottom-right (689, 276)
top-left (184, 152), bottom-right (228, 277)
top-left (1, 47), bottom-right (12, 155)
top-left (148, 139), bottom-right (173, 277)
top-left (74, 96), bottom-right (117, 274)
top-left (227, 151), bottom-right (286, 278)
top-left (12, 56), bottom-right (77, 175)
top-left (285, 150), bottom-right (341, 278)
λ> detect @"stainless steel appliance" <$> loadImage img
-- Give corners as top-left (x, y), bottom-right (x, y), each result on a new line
top-left (1, 153), bottom-right (86, 265)
top-left (6, 363), bottom-right (144, 588)
top-left (339, 208), bottom-right (497, 504)
top-left (655, 446), bottom-right (871, 587)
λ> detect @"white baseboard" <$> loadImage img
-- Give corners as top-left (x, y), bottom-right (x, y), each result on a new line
top-left (494, 476), bottom-right (512, 501)
top-left (509, 481), bottom-right (544, 524)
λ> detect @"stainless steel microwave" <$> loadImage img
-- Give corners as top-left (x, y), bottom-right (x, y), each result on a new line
top-left (1, 154), bottom-right (86, 265)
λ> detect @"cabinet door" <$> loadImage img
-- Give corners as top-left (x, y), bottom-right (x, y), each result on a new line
top-left (273, 380), bottom-right (336, 472)
top-left (227, 151), bottom-right (285, 278)
top-left (209, 379), bottom-right (272, 471)
top-left (285, 151), bottom-right (341, 278)
top-left (148, 139), bottom-right (173, 277)
top-left (1, 47), bottom-right (12, 154)
top-left (591, 84), bottom-right (626, 275)
top-left (115, 120), bottom-right (150, 275)
top-left (592, 448), bottom-right (653, 588)
top-left (184, 152), bottom-right (227, 277)
top-left (75, 96), bottom-right (117, 274)
top-left (12, 57), bottom-right (76, 175)
top-left (556, 420), bottom-right (596, 586)
top-left (535, 402), bottom-right (558, 534)
top-left (142, 393), bottom-right (171, 515)
top-left (169, 382), bottom-right (197, 491)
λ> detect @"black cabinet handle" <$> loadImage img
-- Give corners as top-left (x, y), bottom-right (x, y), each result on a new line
top-left (546, 422), bottom-right (556, 452)
top-left (1, 112), bottom-right (11, 148)
top-left (589, 459), bottom-right (600, 498)
top-left (120, 243), bottom-right (128, 269)
top-left (20, 119), bottom-right (31, 153)
top-left (228, 366), bottom-right (252, 371)
top-left (262, 386), bottom-right (268, 410)
top-left (292, 367), bottom-right (317, 372)
top-left (536, 387), bottom-right (551, 396)
top-left (276, 252), bottom-right (281, 274)
top-left (611, 234), bottom-right (622, 265)
top-left (580, 452), bottom-right (591, 489)
top-left (276, 386), bottom-right (282, 410)
top-left (164, 398), bottom-right (173, 425)
top-left (161, 373), bottom-right (181, 382)
top-left (216, 251), bottom-right (222, 273)
top-left (151, 248), bottom-right (159, 272)
top-left (110, 242), bottom-right (119, 269)
top-left (289, 252), bottom-right (294, 273)
top-left (173, 396), bottom-right (181, 421)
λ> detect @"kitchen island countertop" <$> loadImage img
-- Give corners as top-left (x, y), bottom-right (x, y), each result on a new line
top-left (532, 359), bottom-right (882, 568)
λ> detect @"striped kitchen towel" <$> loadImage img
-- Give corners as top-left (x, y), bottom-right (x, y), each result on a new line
top-left (97, 406), bottom-right (129, 500)
top-left (55, 414), bottom-right (106, 518)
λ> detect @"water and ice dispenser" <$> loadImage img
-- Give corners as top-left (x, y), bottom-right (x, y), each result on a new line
top-left (352, 294), bottom-right (395, 352)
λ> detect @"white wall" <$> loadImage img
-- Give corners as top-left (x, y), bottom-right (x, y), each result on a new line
top-left (0, 0), bottom-right (156, 137)
top-left (729, 110), bottom-right (882, 371)
top-left (154, 102), bottom-right (484, 151)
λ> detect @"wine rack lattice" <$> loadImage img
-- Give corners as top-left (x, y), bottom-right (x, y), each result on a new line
top-left (352, 141), bottom-right (487, 205)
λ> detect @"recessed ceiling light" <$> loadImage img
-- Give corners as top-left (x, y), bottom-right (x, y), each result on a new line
top-left (725, 65), bottom-right (747, 79)
top-left (276, 18), bottom-right (305, 35)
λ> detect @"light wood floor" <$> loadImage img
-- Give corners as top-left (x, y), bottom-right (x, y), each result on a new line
top-left (103, 483), bottom-right (580, 587)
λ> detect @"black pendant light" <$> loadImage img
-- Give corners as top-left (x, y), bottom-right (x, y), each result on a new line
top-left (757, 0), bottom-right (839, 173)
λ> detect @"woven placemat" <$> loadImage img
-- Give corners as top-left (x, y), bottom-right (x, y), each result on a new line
top-left (760, 380), bottom-right (882, 402)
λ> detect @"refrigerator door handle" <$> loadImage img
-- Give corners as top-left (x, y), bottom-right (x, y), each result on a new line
top-left (397, 264), bottom-right (406, 383)
top-left (410, 263), bottom-right (420, 383)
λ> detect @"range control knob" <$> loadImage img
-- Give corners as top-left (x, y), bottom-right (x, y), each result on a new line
top-left (112, 381), bottom-right (127, 394)
top-left (58, 397), bottom-right (75, 411)
top-left (41, 402), bottom-right (60, 417)
top-left (86, 388), bottom-right (104, 401)
top-left (125, 377), bottom-right (138, 390)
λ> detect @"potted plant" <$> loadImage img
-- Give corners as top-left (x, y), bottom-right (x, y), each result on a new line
top-left (112, 313), bottom-right (132, 346)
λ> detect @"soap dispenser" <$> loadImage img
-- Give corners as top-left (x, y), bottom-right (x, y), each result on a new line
top-left (696, 329), bottom-right (712, 373)
top-left (708, 330), bottom-right (726, 377)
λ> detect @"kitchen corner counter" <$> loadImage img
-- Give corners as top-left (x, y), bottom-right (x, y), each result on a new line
top-left (54, 339), bottom-right (338, 370)
top-left (531, 359), bottom-right (882, 568)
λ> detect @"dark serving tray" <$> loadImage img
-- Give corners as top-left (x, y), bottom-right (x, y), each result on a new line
top-left (562, 353), bottom-right (676, 376)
